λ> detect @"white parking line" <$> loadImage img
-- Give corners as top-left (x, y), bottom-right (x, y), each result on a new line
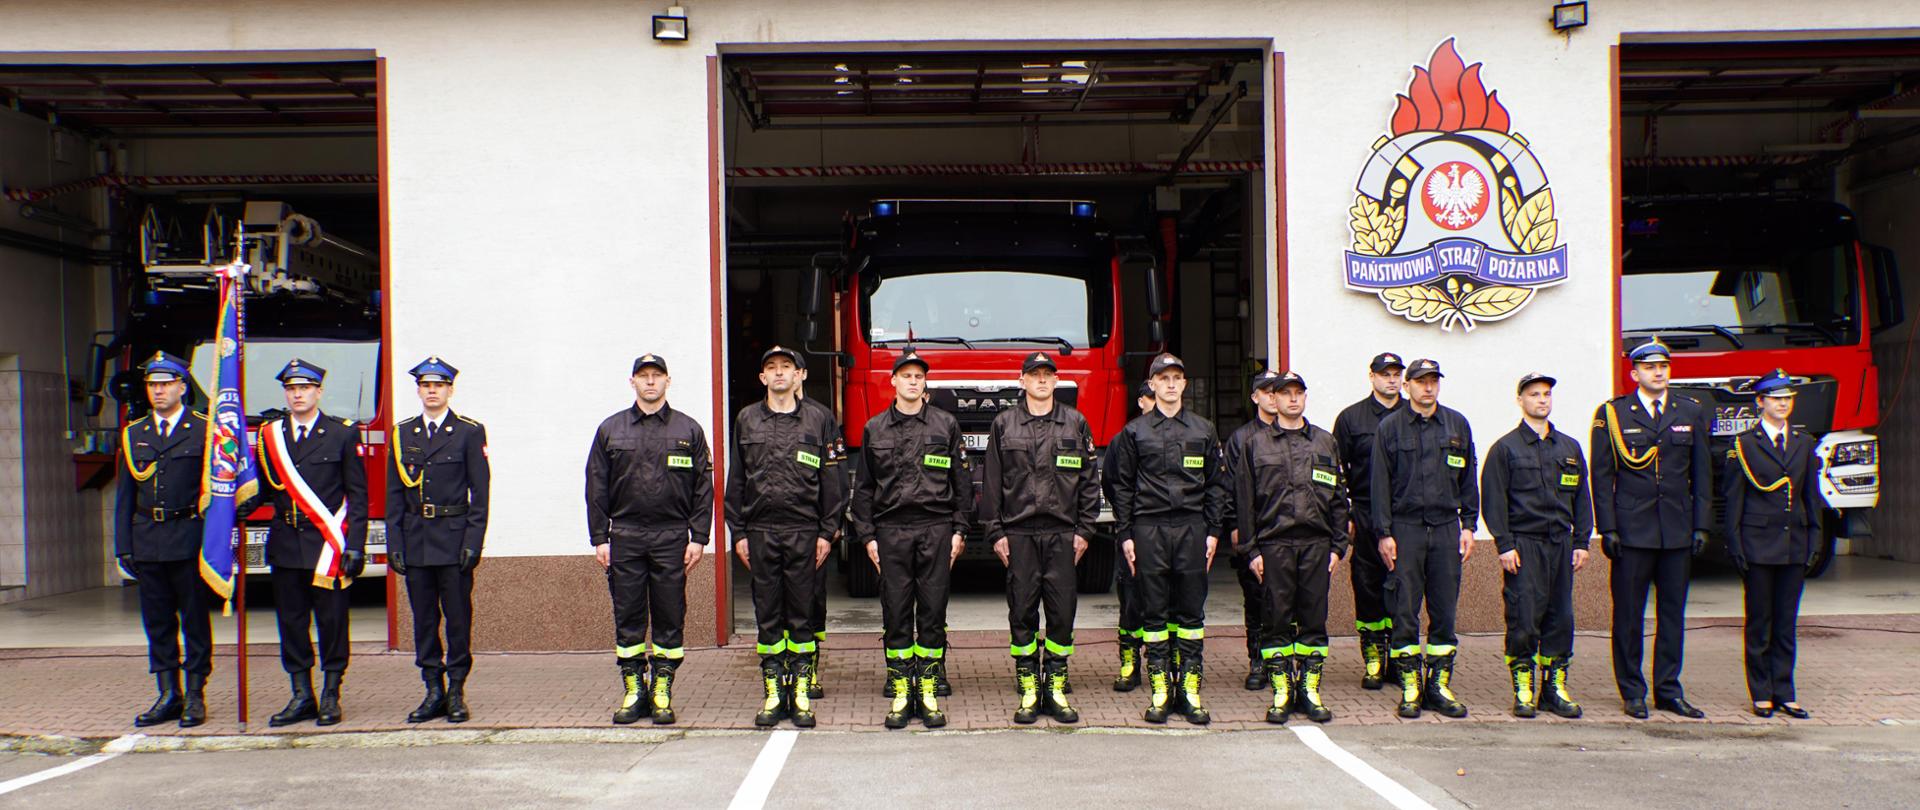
top-left (0, 734), bottom-right (140, 797)
top-left (726, 730), bottom-right (798, 810)
top-left (1291, 726), bottom-right (1437, 810)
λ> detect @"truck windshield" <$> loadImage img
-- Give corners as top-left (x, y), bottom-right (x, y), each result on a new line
top-left (188, 338), bottom-right (380, 422)
top-left (1621, 246), bottom-right (1855, 346)
top-left (865, 269), bottom-right (1092, 347)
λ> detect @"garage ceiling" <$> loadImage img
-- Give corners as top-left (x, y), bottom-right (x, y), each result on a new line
top-left (726, 51), bottom-right (1251, 127)
top-left (1622, 40), bottom-right (1920, 116)
top-left (0, 62), bottom-right (375, 132)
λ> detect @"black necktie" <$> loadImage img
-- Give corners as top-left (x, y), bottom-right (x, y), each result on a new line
top-left (428, 421), bottom-right (439, 439)
top-left (1775, 433), bottom-right (1786, 452)
top-left (159, 419), bottom-right (171, 440)
top-left (1651, 398), bottom-right (1663, 422)
top-left (298, 424), bottom-right (310, 443)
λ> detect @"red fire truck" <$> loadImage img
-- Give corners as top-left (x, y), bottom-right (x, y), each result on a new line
top-left (1621, 196), bottom-right (1904, 576)
top-left (801, 199), bottom-right (1164, 596)
top-left (102, 199), bottom-right (389, 580)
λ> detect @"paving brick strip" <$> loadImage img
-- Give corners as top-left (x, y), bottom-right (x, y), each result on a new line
top-left (3, 615), bottom-right (1916, 744)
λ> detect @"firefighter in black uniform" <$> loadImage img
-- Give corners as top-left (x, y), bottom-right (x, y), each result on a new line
top-left (1591, 338), bottom-right (1712, 720)
top-left (1223, 369), bottom-right (1281, 691)
top-left (1227, 371), bottom-right (1349, 724)
top-left (114, 351), bottom-right (213, 729)
top-left (851, 350), bottom-right (970, 729)
top-left (1724, 369), bottom-right (1823, 719)
top-left (1110, 353), bottom-right (1228, 725)
top-left (1481, 372), bottom-right (1591, 719)
top-left (587, 353), bottom-right (713, 726)
top-left (1372, 358), bottom-right (1477, 719)
top-left (982, 351), bottom-right (1100, 724)
top-left (1333, 352), bottom-right (1406, 690)
top-left (1110, 381), bottom-right (1153, 692)
top-left (388, 357), bottom-right (491, 724)
top-left (727, 346), bottom-right (844, 729)
top-left (252, 359), bottom-right (368, 727)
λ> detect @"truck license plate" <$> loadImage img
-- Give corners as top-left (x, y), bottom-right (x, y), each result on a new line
top-left (963, 433), bottom-right (989, 451)
top-left (1713, 417), bottom-right (1757, 437)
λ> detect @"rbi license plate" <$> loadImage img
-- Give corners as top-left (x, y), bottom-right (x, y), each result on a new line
top-left (1713, 407), bottom-right (1757, 437)
top-left (963, 432), bottom-right (990, 451)
top-left (244, 527), bottom-right (269, 569)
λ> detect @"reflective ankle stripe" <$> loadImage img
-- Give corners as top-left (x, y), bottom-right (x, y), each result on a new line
top-left (1260, 644), bottom-right (1295, 659)
top-left (1140, 628), bottom-right (1171, 643)
top-left (1354, 618), bottom-right (1391, 632)
top-left (1043, 638), bottom-right (1075, 657)
top-left (788, 639), bottom-right (818, 654)
top-left (885, 647), bottom-right (915, 660)
top-left (652, 647), bottom-right (685, 660)
top-left (1009, 640), bottom-right (1038, 657)
top-left (756, 639), bottom-right (787, 655)
top-left (1424, 644), bottom-right (1457, 657)
top-left (615, 642), bottom-right (649, 659)
top-left (1294, 645), bottom-right (1329, 658)
top-left (1390, 646), bottom-right (1421, 658)
top-left (1171, 625), bottom-right (1205, 641)
top-left (912, 644), bottom-right (945, 659)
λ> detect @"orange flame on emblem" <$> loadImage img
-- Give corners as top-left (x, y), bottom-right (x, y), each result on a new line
top-left (1389, 38), bottom-right (1510, 136)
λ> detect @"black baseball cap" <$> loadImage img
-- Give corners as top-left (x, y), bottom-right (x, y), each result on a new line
top-left (1370, 352), bottom-right (1406, 373)
top-left (1136, 381), bottom-right (1154, 399)
top-left (1250, 369), bottom-right (1282, 391)
top-left (1021, 351), bottom-right (1058, 374)
top-left (1147, 353), bottom-right (1186, 377)
top-left (1405, 358), bottom-right (1443, 380)
top-left (892, 350), bottom-right (929, 374)
top-left (632, 353), bottom-right (668, 375)
top-left (1516, 372), bottom-right (1556, 393)
top-left (1275, 370), bottom-right (1307, 390)
top-left (760, 345), bottom-right (806, 370)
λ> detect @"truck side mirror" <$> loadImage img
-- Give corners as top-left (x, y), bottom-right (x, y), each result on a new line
top-left (801, 254), bottom-right (834, 343)
top-left (1144, 258), bottom-right (1166, 319)
top-left (1868, 244), bottom-right (1905, 335)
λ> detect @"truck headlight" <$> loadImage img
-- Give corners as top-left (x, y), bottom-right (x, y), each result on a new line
top-left (366, 519), bottom-right (388, 547)
top-left (1830, 439), bottom-right (1878, 467)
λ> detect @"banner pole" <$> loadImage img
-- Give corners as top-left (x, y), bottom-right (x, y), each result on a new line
top-left (233, 256), bottom-right (252, 732)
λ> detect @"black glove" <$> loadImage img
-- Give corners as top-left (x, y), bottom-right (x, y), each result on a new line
top-left (388, 547), bottom-right (407, 576)
top-left (1600, 532), bottom-right (1621, 560)
top-left (459, 548), bottom-right (481, 573)
top-left (117, 553), bottom-right (139, 582)
top-left (1731, 553), bottom-right (1749, 574)
top-left (341, 549), bottom-right (366, 578)
top-left (1691, 531), bottom-right (1709, 556)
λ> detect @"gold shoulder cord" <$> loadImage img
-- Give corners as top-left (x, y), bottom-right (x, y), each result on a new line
top-left (121, 424), bottom-right (158, 482)
top-left (1604, 402), bottom-right (1659, 471)
top-left (1734, 433), bottom-right (1792, 501)
top-left (257, 425), bottom-right (287, 492)
top-left (391, 425), bottom-right (423, 489)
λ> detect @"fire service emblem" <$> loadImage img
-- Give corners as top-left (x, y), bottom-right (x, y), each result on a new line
top-left (1344, 39), bottom-right (1568, 332)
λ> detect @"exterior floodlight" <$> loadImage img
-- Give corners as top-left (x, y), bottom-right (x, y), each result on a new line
top-left (1551, 2), bottom-right (1587, 31)
top-left (653, 6), bottom-right (688, 41)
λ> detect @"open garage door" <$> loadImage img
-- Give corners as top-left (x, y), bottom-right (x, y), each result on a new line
top-left (0, 54), bottom-right (388, 647)
top-left (719, 45), bottom-right (1269, 635)
top-left (1618, 37), bottom-right (1920, 577)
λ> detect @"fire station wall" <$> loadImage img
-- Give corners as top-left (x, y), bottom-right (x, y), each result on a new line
top-left (2, 1), bottom-right (1915, 646)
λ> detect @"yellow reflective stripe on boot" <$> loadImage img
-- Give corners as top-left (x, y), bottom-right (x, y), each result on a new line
top-left (788, 639), bottom-right (817, 654)
top-left (615, 642), bottom-right (649, 659)
top-left (1043, 638), bottom-right (1075, 657)
top-left (1271, 669), bottom-right (1293, 709)
top-left (1181, 671), bottom-right (1205, 710)
top-left (1149, 671), bottom-right (1170, 707)
top-left (1534, 653), bottom-right (1553, 667)
top-left (652, 647), bottom-right (685, 660)
top-left (1510, 663), bottom-right (1534, 704)
top-left (1433, 668), bottom-right (1458, 701)
top-left (1399, 668), bottom-right (1422, 701)
top-left (1048, 672), bottom-right (1070, 709)
top-left (913, 645), bottom-right (945, 659)
top-left (652, 672), bottom-right (673, 709)
top-left (919, 672), bottom-right (939, 711)
top-left (1018, 671), bottom-right (1040, 709)
top-left (1260, 644), bottom-right (1296, 659)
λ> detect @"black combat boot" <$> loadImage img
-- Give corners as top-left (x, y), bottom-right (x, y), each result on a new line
top-left (408, 668), bottom-right (448, 723)
top-left (1013, 660), bottom-right (1042, 724)
top-left (918, 658), bottom-right (948, 728)
top-left (315, 671), bottom-right (344, 726)
top-left (179, 672), bottom-right (207, 728)
top-left (753, 657), bottom-right (785, 728)
top-left (1422, 654), bottom-right (1468, 718)
top-left (445, 676), bottom-right (470, 723)
top-left (1113, 634), bottom-right (1143, 692)
top-left (135, 670), bottom-right (183, 727)
top-left (1360, 631), bottom-right (1389, 690)
top-left (1264, 656), bottom-right (1292, 724)
top-left (269, 671), bottom-right (318, 727)
top-left (790, 653), bottom-right (817, 728)
top-left (884, 659), bottom-right (913, 729)
top-left (1539, 657), bottom-right (1582, 719)
top-left (649, 659), bottom-right (678, 725)
top-left (1044, 658), bottom-right (1079, 724)
top-left (1508, 656), bottom-right (1537, 719)
top-left (1394, 655), bottom-right (1423, 719)
top-left (1299, 656), bottom-right (1332, 723)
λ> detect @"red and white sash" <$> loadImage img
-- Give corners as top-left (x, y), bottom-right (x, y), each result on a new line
top-left (260, 419), bottom-right (354, 589)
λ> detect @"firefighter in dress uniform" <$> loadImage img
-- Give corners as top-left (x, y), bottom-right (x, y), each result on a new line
top-left (1723, 369), bottom-right (1823, 720)
top-left (1480, 372), bottom-right (1591, 719)
top-left (586, 353), bottom-right (713, 725)
top-left (850, 350), bottom-right (970, 729)
top-left (1226, 371), bottom-right (1349, 724)
top-left (1591, 338), bottom-right (1712, 720)
top-left (114, 351), bottom-right (214, 729)
top-left (252, 359), bottom-right (368, 727)
top-left (982, 351), bottom-right (1100, 724)
top-left (1109, 353), bottom-right (1229, 725)
top-left (388, 357), bottom-right (491, 724)
top-left (726, 346), bottom-right (845, 729)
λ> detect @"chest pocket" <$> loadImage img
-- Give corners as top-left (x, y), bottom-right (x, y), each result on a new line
top-left (653, 438), bottom-right (696, 472)
top-left (1666, 427), bottom-right (1696, 447)
top-left (1310, 453), bottom-right (1340, 489)
top-left (1556, 459), bottom-right (1581, 491)
top-left (1179, 440), bottom-right (1209, 473)
top-left (1621, 427), bottom-right (1655, 452)
top-left (131, 444), bottom-right (159, 465)
top-left (1444, 435), bottom-right (1469, 470)
top-left (1054, 435), bottom-right (1085, 471)
top-left (920, 436), bottom-right (954, 471)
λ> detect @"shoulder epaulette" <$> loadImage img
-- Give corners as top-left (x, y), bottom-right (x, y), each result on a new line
top-left (129, 415), bottom-right (151, 427)
top-left (340, 417), bottom-right (356, 427)
top-left (191, 411), bottom-right (210, 420)
top-left (456, 414), bottom-right (482, 427)
top-left (398, 415), bottom-right (420, 425)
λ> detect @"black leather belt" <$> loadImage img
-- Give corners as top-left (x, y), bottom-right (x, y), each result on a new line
top-left (149, 507), bottom-right (197, 522)
top-left (421, 503), bottom-right (469, 519)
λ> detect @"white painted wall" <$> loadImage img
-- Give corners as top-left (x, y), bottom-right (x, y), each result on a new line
top-left (3, 0), bottom-right (1916, 555)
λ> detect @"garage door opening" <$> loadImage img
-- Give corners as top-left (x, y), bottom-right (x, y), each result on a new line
top-left (1617, 37), bottom-right (1918, 580)
top-left (719, 45), bottom-right (1270, 636)
top-left (0, 54), bottom-right (388, 649)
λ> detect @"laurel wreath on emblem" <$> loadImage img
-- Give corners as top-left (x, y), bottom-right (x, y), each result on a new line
top-left (1350, 185), bottom-right (1557, 331)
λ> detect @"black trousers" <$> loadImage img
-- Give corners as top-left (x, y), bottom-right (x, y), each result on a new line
top-left (1134, 516), bottom-right (1209, 670)
top-left (608, 529), bottom-right (689, 666)
top-left (748, 530), bottom-right (818, 658)
top-left (1349, 512), bottom-right (1392, 634)
top-left (1610, 545), bottom-right (1691, 702)
top-left (1115, 540), bottom-right (1141, 637)
top-left (1742, 563), bottom-right (1805, 704)
top-left (1005, 530), bottom-right (1077, 662)
top-left (408, 564), bottom-right (476, 678)
top-left (876, 523), bottom-right (952, 655)
top-left (1256, 539), bottom-right (1332, 658)
top-left (1501, 533), bottom-right (1575, 663)
top-left (811, 543), bottom-right (829, 648)
top-left (1232, 547), bottom-right (1265, 662)
top-left (271, 567), bottom-right (351, 674)
top-left (1387, 520), bottom-right (1461, 657)
top-left (136, 559), bottom-right (212, 676)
